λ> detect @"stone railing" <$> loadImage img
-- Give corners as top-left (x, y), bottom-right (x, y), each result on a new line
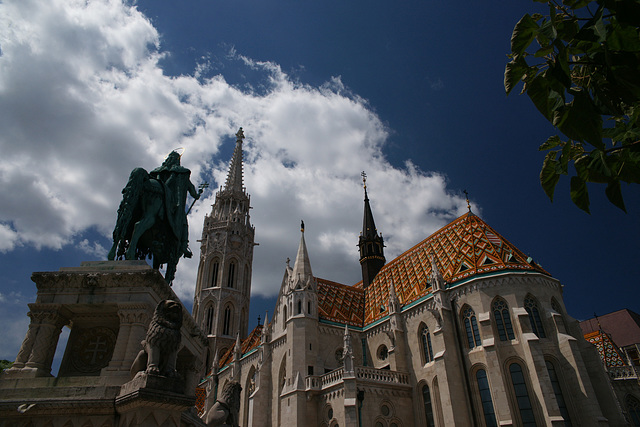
top-left (355, 366), bottom-right (410, 385)
top-left (609, 365), bottom-right (640, 380)
top-left (305, 366), bottom-right (410, 391)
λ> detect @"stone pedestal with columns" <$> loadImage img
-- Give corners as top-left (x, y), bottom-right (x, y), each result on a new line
top-left (0, 261), bottom-right (207, 427)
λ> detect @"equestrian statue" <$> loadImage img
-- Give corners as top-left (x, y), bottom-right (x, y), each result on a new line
top-left (107, 150), bottom-right (203, 284)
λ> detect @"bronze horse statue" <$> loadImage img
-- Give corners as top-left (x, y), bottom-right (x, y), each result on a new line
top-left (108, 151), bottom-right (201, 284)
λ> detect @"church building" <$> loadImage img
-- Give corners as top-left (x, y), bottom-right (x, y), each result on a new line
top-left (194, 133), bottom-right (633, 426)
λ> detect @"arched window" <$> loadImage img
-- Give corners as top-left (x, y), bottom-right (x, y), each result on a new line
top-left (283, 305), bottom-right (288, 329)
top-left (206, 305), bottom-right (214, 335)
top-left (210, 260), bottom-right (219, 287)
top-left (546, 361), bottom-right (572, 426)
top-left (493, 297), bottom-right (515, 341)
top-left (476, 369), bottom-right (498, 427)
top-left (509, 363), bottom-right (537, 427)
top-left (420, 324), bottom-right (434, 363)
top-left (297, 300), bottom-right (302, 315)
top-left (524, 296), bottom-right (546, 338)
top-left (308, 301), bottom-right (312, 315)
top-left (227, 261), bottom-right (236, 288)
top-left (627, 395), bottom-right (640, 426)
top-left (422, 384), bottom-right (435, 427)
top-left (223, 305), bottom-right (233, 336)
top-left (462, 306), bottom-right (481, 349)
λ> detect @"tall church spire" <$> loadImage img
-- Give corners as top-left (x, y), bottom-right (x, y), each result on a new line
top-left (358, 172), bottom-right (385, 288)
top-left (193, 128), bottom-right (255, 366)
top-left (292, 221), bottom-right (313, 282)
top-left (224, 127), bottom-right (245, 193)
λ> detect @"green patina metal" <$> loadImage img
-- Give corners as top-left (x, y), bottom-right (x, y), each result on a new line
top-left (107, 151), bottom-right (202, 284)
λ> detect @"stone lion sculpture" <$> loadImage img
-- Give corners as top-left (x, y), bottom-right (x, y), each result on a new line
top-left (130, 300), bottom-right (183, 378)
top-left (205, 381), bottom-right (242, 427)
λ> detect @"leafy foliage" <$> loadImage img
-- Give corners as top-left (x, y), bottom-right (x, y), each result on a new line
top-left (0, 359), bottom-right (14, 373)
top-left (505, 0), bottom-right (640, 213)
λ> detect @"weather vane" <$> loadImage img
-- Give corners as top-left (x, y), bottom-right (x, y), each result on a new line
top-left (463, 189), bottom-right (471, 212)
top-left (361, 171), bottom-right (367, 190)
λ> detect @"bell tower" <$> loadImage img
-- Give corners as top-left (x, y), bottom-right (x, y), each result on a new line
top-left (358, 171), bottom-right (385, 288)
top-left (193, 128), bottom-right (255, 368)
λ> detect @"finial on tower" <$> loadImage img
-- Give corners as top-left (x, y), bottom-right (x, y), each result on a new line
top-left (463, 189), bottom-right (471, 212)
top-left (361, 171), bottom-right (367, 190)
top-left (301, 220), bottom-right (305, 232)
top-left (236, 127), bottom-right (245, 141)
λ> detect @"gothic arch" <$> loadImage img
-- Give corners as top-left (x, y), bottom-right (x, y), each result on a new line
top-left (243, 364), bottom-right (257, 427)
top-left (491, 296), bottom-right (515, 341)
top-left (208, 257), bottom-right (221, 288)
top-left (544, 356), bottom-right (575, 425)
top-left (470, 363), bottom-right (498, 427)
top-left (226, 258), bottom-right (238, 288)
top-left (503, 356), bottom-right (542, 427)
top-left (221, 302), bottom-right (235, 336)
top-left (460, 304), bottom-right (481, 349)
top-left (524, 294), bottom-right (546, 338)
top-left (418, 322), bottom-right (434, 365)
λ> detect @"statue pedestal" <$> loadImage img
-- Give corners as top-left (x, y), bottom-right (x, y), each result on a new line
top-left (0, 261), bottom-right (207, 427)
top-left (116, 372), bottom-right (195, 426)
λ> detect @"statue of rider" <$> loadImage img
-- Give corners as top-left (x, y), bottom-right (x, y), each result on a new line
top-left (150, 151), bottom-right (200, 259)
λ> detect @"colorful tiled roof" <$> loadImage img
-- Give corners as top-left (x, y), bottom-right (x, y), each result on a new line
top-left (585, 330), bottom-right (627, 368)
top-left (317, 278), bottom-right (365, 327)
top-left (359, 212), bottom-right (549, 325)
top-left (219, 324), bottom-right (263, 368)
top-left (195, 386), bottom-right (206, 415)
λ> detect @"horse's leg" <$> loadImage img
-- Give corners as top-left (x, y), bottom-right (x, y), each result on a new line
top-left (126, 209), bottom-right (158, 259)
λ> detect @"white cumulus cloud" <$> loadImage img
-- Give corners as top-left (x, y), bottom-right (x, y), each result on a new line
top-left (0, 0), bottom-right (470, 305)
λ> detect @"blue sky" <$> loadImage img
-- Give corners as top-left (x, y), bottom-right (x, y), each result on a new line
top-left (1, 0), bottom-right (638, 366)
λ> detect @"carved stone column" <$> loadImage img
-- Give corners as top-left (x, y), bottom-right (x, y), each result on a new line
top-left (6, 304), bottom-right (69, 377)
top-left (105, 304), bottom-right (150, 373)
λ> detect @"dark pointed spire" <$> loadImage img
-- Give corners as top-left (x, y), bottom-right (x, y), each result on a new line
top-left (224, 127), bottom-right (245, 192)
top-left (358, 172), bottom-right (385, 288)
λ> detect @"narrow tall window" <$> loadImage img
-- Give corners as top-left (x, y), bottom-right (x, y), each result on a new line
top-left (210, 260), bottom-right (219, 287)
top-left (422, 384), bottom-right (435, 427)
top-left (227, 262), bottom-right (236, 288)
top-left (223, 306), bottom-right (232, 335)
top-left (476, 369), bottom-right (498, 427)
top-left (297, 300), bottom-right (302, 315)
top-left (524, 296), bottom-right (546, 338)
top-left (545, 361), bottom-right (572, 426)
top-left (206, 306), bottom-right (214, 335)
top-left (462, 306), bottom-right (482, 348)
top-left (493, 297), bottom-right (515, 341)
top-left (627, 395), bottom-right (640, 427)
top-left (421, 324), bottom-right (434, 363)
top-left (509, 363), bottom-right (537, 427)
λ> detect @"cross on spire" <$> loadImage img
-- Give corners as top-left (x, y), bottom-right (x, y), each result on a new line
top-left (463, 189), bottom-right (471, 212)
top-left (361, 171), bottom-right (367, 189)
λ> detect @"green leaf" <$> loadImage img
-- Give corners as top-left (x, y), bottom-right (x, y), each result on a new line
top-left (605, 180), bottom-right (627, 212)
top-left (570, 176), bottom-right (590, 213)
top-left (556, 90), bottom-right (603, 148)
top-left (539, 135), bottom-right (563, 151)
top-left (539, 20), bottom-right (558, 41)
top-left (511, 14), bottom-right (539, 56)
top-left (504, 57), bottom-right (530, 95)
top-left (540, 151), bottom-right (561, 200)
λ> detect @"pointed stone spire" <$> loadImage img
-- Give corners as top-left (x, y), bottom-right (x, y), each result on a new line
top-left (430, 255), bottom-right (445, 291)
top-left (212, 350), bottom-right (220, 374)
top-left (388, 280), bottom-right (400, 314)
top-left (358, 172), bottom-right (385, 288)
top-left (343, 324), bottom-right (354, 374)
top-left (224, 127), bottom-right (246, 193)
top-left (234, 332), bottom-right (242, 360)
top-left (261, 311), bottom-right (270, 344)
top-left (291, 221), bottom-right (313, 283)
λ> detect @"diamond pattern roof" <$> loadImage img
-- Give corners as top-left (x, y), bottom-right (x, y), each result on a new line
top-left (584, 330), bottom-right (627, 368)
top-left (314, 212), bottom-right (548, 327)
top-left (219, 324), bottom-right (263, 368)
top-left (317, 278), bottom-right (365, 327)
